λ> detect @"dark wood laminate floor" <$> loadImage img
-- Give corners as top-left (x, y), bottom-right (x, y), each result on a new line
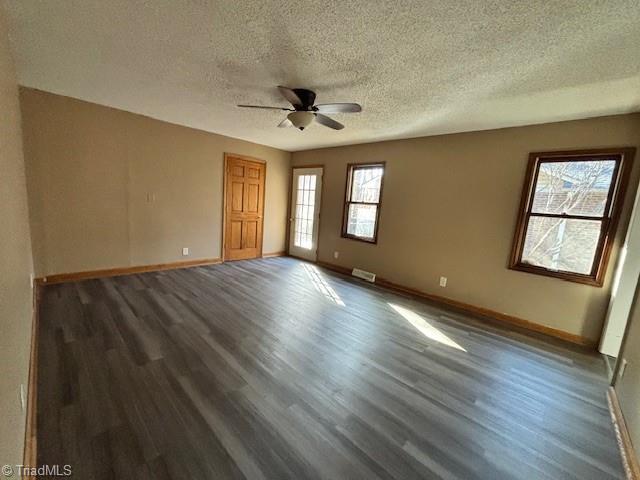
top-left (37, 257), bottom-right (624, 479)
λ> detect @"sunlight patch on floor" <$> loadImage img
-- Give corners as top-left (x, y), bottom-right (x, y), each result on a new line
top-left (303, 263), bottom-right (345, 306)
top-left (388, 303), bottom-right (466, 351)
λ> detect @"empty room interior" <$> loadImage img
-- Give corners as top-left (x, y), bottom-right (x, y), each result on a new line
top-left (3, 1), bottom-right (640, 479)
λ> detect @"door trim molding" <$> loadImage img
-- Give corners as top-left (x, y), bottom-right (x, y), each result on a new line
top-left (224, 152), bottom-right (266, 164)
top-left (223, 153), bottom-right (267, 262)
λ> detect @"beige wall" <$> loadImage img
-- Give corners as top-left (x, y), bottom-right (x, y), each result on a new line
top-left (20, 88), bottom-right (291, 277)
top-left (0, 8), bottom-right (35, 467)
top-left (616, 282), bottom-right (640, 460)
top-left (292, 114), bottom-right (640, 342)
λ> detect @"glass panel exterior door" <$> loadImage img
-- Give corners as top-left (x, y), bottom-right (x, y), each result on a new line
top-left (289, 167), bottom-right (323, 261)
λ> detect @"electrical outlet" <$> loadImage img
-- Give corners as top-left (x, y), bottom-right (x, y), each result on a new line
top-left (334, 251), bottom-right (339, 259)
top-left (20, 384), bottom-right (26, 412)
top-left (619, 358), bottom-right (628, 379)
top-left (29, 273), bottom-right (34, 287)
top-left (182, 247), bottom-right (189, 256)
top-left (439, 276), bottom-right (447, 287)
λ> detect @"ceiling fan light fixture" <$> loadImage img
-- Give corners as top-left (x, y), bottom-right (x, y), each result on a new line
top-left (287, 111), bottom-right (314, 130)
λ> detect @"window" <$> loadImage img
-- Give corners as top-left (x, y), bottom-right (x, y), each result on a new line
top-left (342, 163), bottom-right (385, 243)
top-left (510, 148), bottom-right (635, 286)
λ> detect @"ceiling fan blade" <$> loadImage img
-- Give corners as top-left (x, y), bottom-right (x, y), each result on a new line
top-left (238, 104), bottom-right (293, 111)
top-left (315, 113), bottom-right (344, 130)
top-left (314, 103), bottom-right (362, 114)
top-left (278, 118), bottom-right (294, 128)
top-left (277, 86), bottom-right (304, 108)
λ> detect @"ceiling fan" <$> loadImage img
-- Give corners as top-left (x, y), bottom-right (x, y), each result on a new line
top-left (238, 86), bottom-right (362, 131)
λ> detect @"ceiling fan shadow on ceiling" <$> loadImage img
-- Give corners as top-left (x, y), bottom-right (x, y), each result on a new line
top-left (238, 86), bottom-right (362, 131)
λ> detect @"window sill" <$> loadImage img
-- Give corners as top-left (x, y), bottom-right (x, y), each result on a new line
top-left (508, 262), bottom-right (603, 287)
top-left (341, 233), bottom-right (378, 245)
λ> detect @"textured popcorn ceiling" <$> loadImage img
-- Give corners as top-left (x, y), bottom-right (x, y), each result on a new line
top-left (4, 1), bottom-right (640, 151)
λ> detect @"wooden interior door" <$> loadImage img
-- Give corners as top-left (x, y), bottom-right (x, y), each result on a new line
top-left (224, 155), bottom-right (266, 261)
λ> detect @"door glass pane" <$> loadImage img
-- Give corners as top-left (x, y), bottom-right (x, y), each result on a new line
top-left (294, 174), bottom-right (317, 250)
top-left (531, 160), bottom-right (616, 216)
top-left (351, 167), bottom-right (383, 203)
top-left (522, 217), bottom-right (601, 274)
top-left (346, 204), bottom-right (378, 240)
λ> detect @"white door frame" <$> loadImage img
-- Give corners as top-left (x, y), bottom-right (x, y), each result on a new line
top-left (600, 183), bottom-right (640, 357)
top-left (289, 167), bottom-right (323, 261)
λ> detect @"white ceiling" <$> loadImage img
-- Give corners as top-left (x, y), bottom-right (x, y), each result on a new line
top-left (4, 0), bottom-right (640, 152)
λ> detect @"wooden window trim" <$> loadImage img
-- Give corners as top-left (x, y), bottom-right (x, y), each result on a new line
top-left (509, 148), bottom-right (635, 287)
top-left (341, 162), bottom-right (386, 244)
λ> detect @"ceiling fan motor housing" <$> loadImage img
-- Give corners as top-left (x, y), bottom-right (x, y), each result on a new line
top-left (292, 88), bottom-right (316, 110)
